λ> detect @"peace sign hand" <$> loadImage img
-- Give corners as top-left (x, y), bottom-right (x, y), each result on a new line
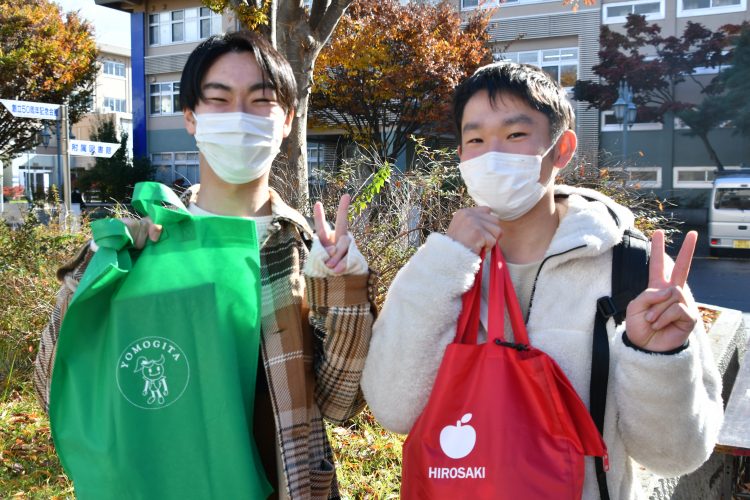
top-left (625, 230), bottom-right (699, 352)
top-left (313, 194), bottom-right (352, 274)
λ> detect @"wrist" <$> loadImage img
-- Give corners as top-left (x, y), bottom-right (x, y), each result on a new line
top-left (622, 332), bottom-right (689, 355)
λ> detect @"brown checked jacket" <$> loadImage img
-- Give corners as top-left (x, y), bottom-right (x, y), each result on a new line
top-left (34, 189), bottom-right (376, 499)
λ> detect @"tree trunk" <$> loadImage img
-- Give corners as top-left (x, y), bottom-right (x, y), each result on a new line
top-left (276, 12), bottom-right (319, 212)
top-left (230, 0), bottom-right (353, 211)
top-left (698, 132), bottom-right (725, 172)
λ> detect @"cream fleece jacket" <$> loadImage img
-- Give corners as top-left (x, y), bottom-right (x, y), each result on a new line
top-left (361, 185), bottom-right (724, 500)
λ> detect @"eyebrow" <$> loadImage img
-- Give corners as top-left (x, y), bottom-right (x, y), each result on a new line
top-left (462, 113), bottom-right (535, 134)
top-left (201, 81), bottom-right (277, 93)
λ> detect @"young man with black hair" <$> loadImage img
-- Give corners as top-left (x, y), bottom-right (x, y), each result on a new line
top-left (362, 62), bottom-right (723, 499)
top-left (35, 31), bottom-right (375, 499)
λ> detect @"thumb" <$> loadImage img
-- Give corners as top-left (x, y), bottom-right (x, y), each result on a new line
top-left (148, 224), bottom-right (163, 243)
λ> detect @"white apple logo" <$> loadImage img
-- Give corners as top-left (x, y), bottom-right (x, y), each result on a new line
top-left (439, 413), bottom-right (476, 459)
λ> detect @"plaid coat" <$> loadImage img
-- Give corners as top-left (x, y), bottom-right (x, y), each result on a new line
top-left (34, 189), bottom-right (376, 499)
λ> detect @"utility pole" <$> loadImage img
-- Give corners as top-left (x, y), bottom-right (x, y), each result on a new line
top-left (61, 104), bottom-right (72, 215)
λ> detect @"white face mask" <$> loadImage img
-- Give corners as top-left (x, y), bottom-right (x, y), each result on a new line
top-left (193, 112), bottom-right (284, 184)
top-left (458, 141), bottom-right (558, 221)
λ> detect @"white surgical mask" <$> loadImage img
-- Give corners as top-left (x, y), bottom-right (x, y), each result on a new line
top-left (193, 112), bottom-right (284, 184)
top-left (459, 141), bottom-right (558, 221)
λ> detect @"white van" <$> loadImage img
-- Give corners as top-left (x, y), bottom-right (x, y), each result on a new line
top-left (708, 169), bottom-right (750, 256)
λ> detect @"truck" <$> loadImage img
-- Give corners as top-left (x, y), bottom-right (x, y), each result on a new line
top-left (708, 169), bottom-right (750, 256)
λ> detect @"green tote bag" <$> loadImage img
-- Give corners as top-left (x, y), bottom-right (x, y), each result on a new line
top-left (49, 182), bottom-right (272, 499)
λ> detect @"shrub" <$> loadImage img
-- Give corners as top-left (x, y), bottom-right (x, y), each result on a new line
top-left (0, 210), bottom-right (89, 397)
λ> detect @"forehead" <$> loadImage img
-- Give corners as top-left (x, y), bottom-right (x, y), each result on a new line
top-left (462, 89), bottom-right (549, 128)
top-left (201, 51), bottom-right (265, 87)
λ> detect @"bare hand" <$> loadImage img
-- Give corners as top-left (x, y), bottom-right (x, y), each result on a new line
top-left (446, 207), bottom-right (502, 255)
top-left (625, 230), bottom-right (698, 352)
top-left (313, 194), bottom-right (351, 274)
top-left (121, 216), bottom-right (163, 249)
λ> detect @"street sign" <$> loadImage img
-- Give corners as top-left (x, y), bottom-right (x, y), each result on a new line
top-left (69, 139), bottom-right (120, 158)
top-left (0, 99), bottom-right (60, 120)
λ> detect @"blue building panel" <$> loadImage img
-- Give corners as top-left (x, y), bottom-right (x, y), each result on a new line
top-left (131, 12), bottom-right (147, 159)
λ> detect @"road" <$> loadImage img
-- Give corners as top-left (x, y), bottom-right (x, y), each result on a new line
top-left (668, 226), bottom-right (750, 337)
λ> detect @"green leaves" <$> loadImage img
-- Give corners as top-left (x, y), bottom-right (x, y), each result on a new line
top-left (352, 161), bottom-right (392, 215)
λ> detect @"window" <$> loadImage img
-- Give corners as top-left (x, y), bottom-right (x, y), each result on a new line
top-left (103, 60), bottom-right (126, 77)
top-left (674, 167), bottom-right (717, 188)
top-left (601, 110), bottom-right (663, 131)
top-left (678, 0), bottom-right (744, 16)
top-left (149, 8), bottom-right (222, 46)
top-left (714, 187), bottom-right (750, 209)
top-left (149, 82), bottom-right (180, 115)
top-left (495, 48), bottom-right (578, 87)
top-left (103, 97), bottom-right (127, 113)
top-left (171, 11), bottom-right (184, 43)
top-left (462, 0), bottom-right (519, 9)
top-left (611, 167), bottom-right (662, 188)
top-left (152, 152), bottom-right (200, 186)
top-left (603, 0), bottom-right (664, 23)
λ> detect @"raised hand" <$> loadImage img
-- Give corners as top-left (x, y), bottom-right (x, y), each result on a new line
top-left (122, 216), bottom-right (163, 249)
top-left (446, 207), bottom-right (503, 255)
top-left (625, 230), bottom-right (699, 352)
top-left (313, 194), bottom-right (351, 274)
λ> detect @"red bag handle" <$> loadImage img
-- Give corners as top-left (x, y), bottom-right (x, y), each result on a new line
top-left (455, 246), bottom-right (531, 346)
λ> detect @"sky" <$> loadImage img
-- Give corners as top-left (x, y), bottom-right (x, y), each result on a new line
top-left (54, 0), bottom-right (131, 49)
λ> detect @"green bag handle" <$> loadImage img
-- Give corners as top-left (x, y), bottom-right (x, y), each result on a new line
top-left (131, 182), bottom-right (191, 225)
top-left (72, 183), bottom-right (189, 304)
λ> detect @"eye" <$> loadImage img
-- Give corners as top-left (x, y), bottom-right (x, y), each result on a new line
top-left (465, 136), bottom-right (483, 144)
top-left (507, 132), bottom-right (527, 140)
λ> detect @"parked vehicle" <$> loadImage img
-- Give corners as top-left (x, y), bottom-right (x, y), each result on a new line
top-left (708, 169), bottom-right (750, 256)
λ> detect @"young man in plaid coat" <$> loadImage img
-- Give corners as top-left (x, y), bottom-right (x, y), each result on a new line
top-left (34, 31), bottom-right (376, 499)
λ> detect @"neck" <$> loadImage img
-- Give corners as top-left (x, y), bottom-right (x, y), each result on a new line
top-left (498, 189), bottom-right (560, 264)
top-left (195, 158), bottom-right (272, 217)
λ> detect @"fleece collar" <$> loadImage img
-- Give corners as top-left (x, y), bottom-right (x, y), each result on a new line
top-left (545, 185), bottom-right (635, 261)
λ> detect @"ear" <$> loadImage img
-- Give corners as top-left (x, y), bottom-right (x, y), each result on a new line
top-left (457, 144), bottom-right (463, 161)
top-left (184, 109), bottom-right (197, 136)
top-left (553, 129), bottom-right (577, 169)
top-left (281, 109), bottom-right (295, 139)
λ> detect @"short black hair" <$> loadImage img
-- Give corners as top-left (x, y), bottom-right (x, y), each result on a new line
top-left (180, 30), bottom-right (298, 114)
top-left (452, 62), bottom-right (575, 144)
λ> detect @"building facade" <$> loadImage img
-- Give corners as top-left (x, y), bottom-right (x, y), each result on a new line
top-left (455, 0), bottom-right (750, 209)
top-left (95, 0), bottom-right (238, 187)
top-left (8, 43), bottom-right (133, 200)
top-left (599, 0), bottom-right (750, 208)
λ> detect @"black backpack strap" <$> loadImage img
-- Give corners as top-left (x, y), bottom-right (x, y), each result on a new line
top-left (591, 228), bottom-right (650, 500)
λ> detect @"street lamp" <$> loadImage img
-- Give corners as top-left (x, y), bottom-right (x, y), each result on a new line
top-left (613, 81), bottom-right (637, 161)
top-left (39, 125), bottom-right (52, 147)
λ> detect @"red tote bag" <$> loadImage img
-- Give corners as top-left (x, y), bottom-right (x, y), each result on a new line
top-left (401, 246), bottom-right (607, 500)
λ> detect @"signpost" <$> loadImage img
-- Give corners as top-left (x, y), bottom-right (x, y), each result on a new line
top-left (1, 99), bottom-right (117, 223)
top-left (0, 99), bottom-right (60, 120)
top-left (69, 139), bottom-right (119, 158)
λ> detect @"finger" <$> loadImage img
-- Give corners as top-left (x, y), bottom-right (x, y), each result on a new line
top-left (124, 218), bottom-right (148, 249)
top-left (650, 301), bottom-right (695, 332)
top-left (478, 219), bottom-right (502, 241)
top-left (333, 259), bottom-right (348, 274)
top-left (326, 235), bottom-right (351, 269)
top-left (643, 287), bottom-right (678, 322)
top-left (478, 228), bottom-right (499, 254)
top-left (629, 287), bottom-right (672, 313)
top-left (148, 224), bottom-right (163, 243)
top-left (313, 201), bottom-right (332, 248)
top-left (670, 231), bottom-right (697, 287)
top-left (334, 194), bottom-right (351, 242)
top-left (648, 230), bottom-right (666, 286)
